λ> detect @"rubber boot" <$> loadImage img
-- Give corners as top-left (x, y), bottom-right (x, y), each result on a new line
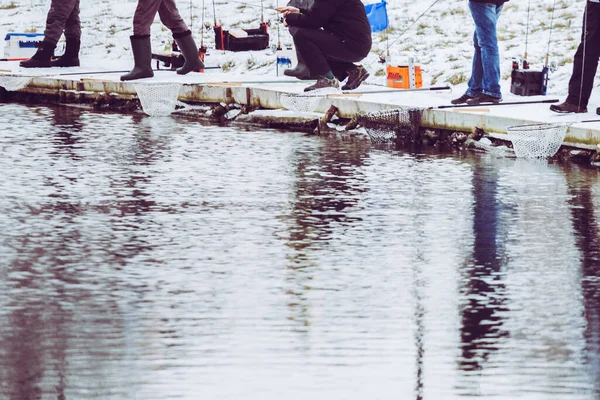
top-left (120, 35), bottom-right (154, 81)
top-left (284, 48), bottom-right (311, 80)
top-left (173, 30), bottom-right (204, 75)
top-left (50, 38), bottom-right (80, 67)
top-left (20, 40), bottom-right (56, 68)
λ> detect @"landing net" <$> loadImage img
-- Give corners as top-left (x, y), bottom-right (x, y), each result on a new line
top-left (279, 87), bottom-right (340, 113)
top-left (134, 82), bottom-right (183, 117)
top-left (0, 74), bottom-right (32, 91)
top-left (359, 108), bottom-right (423, 142)
top-left (505, 123), bottom-right (568, 158)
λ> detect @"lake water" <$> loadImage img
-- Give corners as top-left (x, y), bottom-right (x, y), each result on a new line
top-left (0, 103), bottom-right (599, 400)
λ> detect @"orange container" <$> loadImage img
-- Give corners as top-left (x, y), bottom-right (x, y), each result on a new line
top-left (386, 65), bottom-right (422, 89)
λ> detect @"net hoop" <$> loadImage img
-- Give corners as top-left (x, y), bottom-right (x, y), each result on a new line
top-left (134, 82), bottom-right (183, 116)
top-left (0, 75), bottom-right (32, 91)
top-left (505, 123), bottom-right (568, 158)
top-left (279, 87), bottom-right (340, 113)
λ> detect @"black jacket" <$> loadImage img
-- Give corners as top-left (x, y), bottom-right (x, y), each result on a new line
top-left (285, 0), bottom-right (372, 50)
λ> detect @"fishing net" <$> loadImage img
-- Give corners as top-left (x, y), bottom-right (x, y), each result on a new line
top-left (134, 82), bottom-right (183, 116)
top-left (0, 74), bottom-right (32, 91)
top-left (279, 87), bottom-right (340, 113)
top-left (505, 123), bottom-right (568, 158)
top-left (359, 107), bottom-right (423, 142)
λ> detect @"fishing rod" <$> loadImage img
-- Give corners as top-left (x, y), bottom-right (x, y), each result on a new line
top-left (433, 98), bottom-right (559, 109)
top-left (328, 85), bottom-right (451, 97)
top-left (542, 0), bottom-right (557, 95)
top-left (0, 58), bottom-right (28, 62)
top-left (43, 67), bottom-right (221, 76)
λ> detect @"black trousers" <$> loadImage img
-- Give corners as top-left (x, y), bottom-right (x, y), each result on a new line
top-left (291, 28), bottom-right (370, 79)
top-left (44, 0), bottom-right (80, 45)
top-left (567, 1), bottom-right (600, 108)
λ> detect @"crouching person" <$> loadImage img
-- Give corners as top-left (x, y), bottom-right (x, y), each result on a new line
top-left (121, 0), bottom-right (204, 81)
top-left (20, 0), bottom-right (81, 68)
top-left (279, 0), bottom-right (372, 92)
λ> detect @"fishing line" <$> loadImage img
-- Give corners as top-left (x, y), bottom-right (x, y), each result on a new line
top-left (201, 0), bottom-right (205, 47)
top-left (368, 0), bottom-right (443, 68)
top-left (524, 0), bottom-right (530, 62)
top-left (189, 0), bottom-right (193, 31)
top-left (276, 0), bottom-right (281, 50)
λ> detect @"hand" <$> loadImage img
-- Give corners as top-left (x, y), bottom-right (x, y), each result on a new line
top-left (275, 6), bottom-right (299, 16)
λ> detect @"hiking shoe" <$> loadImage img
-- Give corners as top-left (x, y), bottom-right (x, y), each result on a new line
top-left (466, 93), bottom-right (501, 105)
top-left (304, 76), bottom-right (339, 92)
top-left (451, 93), bottom-right (475, 105)
top-left (549, 101), bottom-right (587, 114)
top-left (342, 65), bottom-right (369, 90)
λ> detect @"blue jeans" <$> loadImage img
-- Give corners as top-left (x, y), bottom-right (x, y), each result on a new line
top-left (466, 2), bottom-right (503, 99)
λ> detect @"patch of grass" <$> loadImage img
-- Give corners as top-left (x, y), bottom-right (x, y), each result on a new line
top-left (447, 72), bottom-right (467, 85)
top-left (375, 68), bottom-right (386, 77)
top-left (430, 71), bottom-right (443, 85)
top-left (222, 60), bottom-right (235, 72)
top-left (558, 57), bottom-right (573, 66)
top-left (0, 2), bottom-right (16, 9)
top-left (447, 54), bottom-right (458, 62)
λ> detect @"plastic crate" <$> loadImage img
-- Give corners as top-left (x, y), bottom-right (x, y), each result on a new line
top-left (4, 33), bottom-right (45, 58)
top-left (510, 69), bottom-right (547, 96)
top-left (386, 65), bottom-right (422, 89)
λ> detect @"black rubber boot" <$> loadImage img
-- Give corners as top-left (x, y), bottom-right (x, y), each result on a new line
top-left (284, 49), bottom-right (311, 80)
top-left (50, 38), bottom-right (80, 67)
top-left (121, 35), bottom-right (154, 81)
top-left (19, 41), bottom-right (56, 68)
top-left (173, 30), bottom-right (204, 75)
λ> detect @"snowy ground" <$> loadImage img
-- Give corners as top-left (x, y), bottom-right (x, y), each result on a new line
top-left (0, 0), bottom-right (599, 113)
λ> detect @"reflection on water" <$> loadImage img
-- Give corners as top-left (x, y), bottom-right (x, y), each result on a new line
top-left (0, 103), bottom-right (599, 399)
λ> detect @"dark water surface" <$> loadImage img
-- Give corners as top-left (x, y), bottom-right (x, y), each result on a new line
top-left (0, 103), bottom-right (599, 400)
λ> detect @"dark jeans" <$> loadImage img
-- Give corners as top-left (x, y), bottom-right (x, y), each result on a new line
top-left (566, 1), bottom-right (600, 108)
top-left (291, 28), bottom-right (370, 78)
top-left (44, 0), bottom-right (80, 44)
top-left (466, 2), bottom-right (503, 99)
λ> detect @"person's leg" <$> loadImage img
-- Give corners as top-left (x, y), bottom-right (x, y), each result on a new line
top-left (63, 0), bottom-right (81, 41)
top-left (466, 30), bottom-right (483, 97)
top-left (157, 0), bottom-right (203, 74)
top-left (284, 26), bottom-right (311, 79)
top-left (157, 0), bottom-right (189, 34)
top-left (293, 28), bottom-right (367, 75)
top-left (51, 0), bottom-right (80, 67)
top-left (566, 3), bottom-right (600, 108)
top-left (43, 0), bottom-right (80, 45)
top-left (469, 2), bottom-right (503, 99)
top-left (21, 0), bottom-right (79, 67)
top-left (283, 0), bottom-right (313, 79)
top-left (133, 0), bottom-right (162, 36)
top-left (122, 0), bottom-right (161, 81)
top-left (451, 3), bottom-right (486, 103)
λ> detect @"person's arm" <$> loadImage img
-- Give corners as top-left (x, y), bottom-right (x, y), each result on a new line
top-left (284, 0), bottom-right (342, 28)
